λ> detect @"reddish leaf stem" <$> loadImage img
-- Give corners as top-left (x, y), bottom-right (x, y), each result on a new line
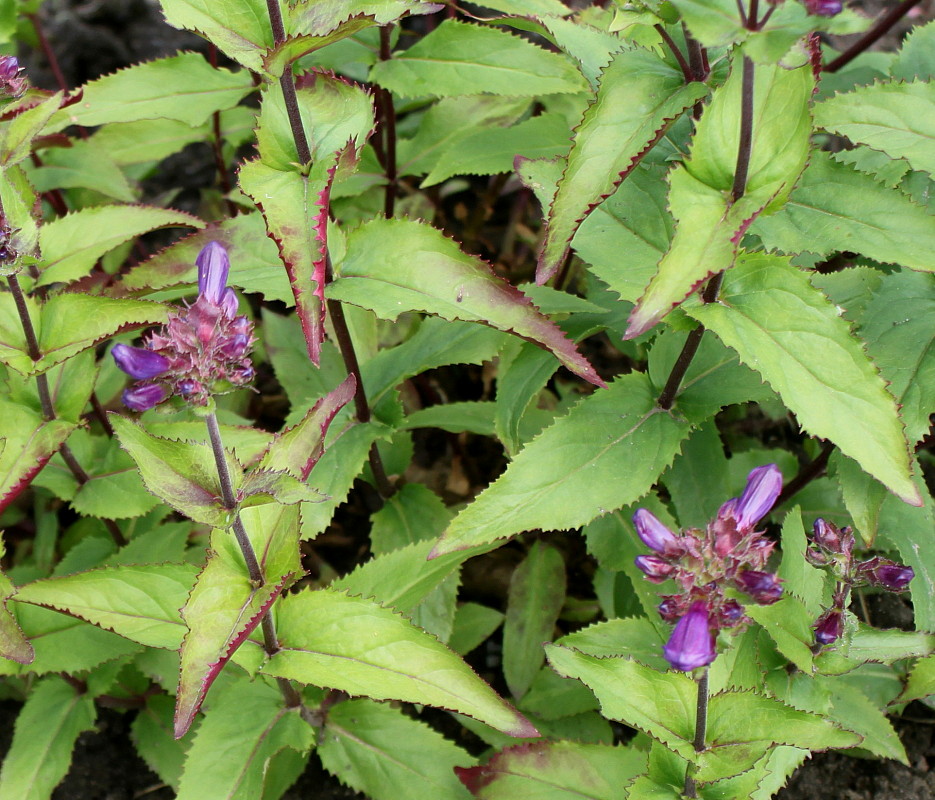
top-left (824, 0), bottom-right (924, 73)
top-left (655, 25), bottom-right (692, 83)
top-left (775, 440), bottom-right (836, 507)
top-left (379, 26), bottom-right (398, 219)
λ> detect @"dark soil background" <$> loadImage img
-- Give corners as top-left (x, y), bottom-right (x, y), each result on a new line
top-left (3, 0), bottom-right (934, 798)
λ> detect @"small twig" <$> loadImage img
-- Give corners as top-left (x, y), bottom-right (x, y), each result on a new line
top-left (775, 440), bottom-right (835, 507)
top-left (378, 26), bottom-right (398, 218)
top-left (824, 0), bottom-right (925, 73)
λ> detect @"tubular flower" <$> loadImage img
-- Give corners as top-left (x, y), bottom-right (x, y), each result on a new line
top-left (632, 508), bottom-right (679, 553)
top-left (0, 56), bottom-right (27, 98)
top-left (813, 609), bottom-right (844, 645)
top-left (113, 241), bottom-right (255, 410)
top-left (663, 601), bottom-right (717, 672)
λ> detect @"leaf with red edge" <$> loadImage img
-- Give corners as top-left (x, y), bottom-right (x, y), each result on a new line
top-left (328, 217), bottom-right (604, 387)
top-left (0, 533), bottom-right (33, 665)
top-left (258, 374), bottom-right (357, 480)
top-left (537, 48), bottom-right (707, 285)
top-left (262, 18), bottom-right (378, 78)
top-left (456, 740), bottom-right (646, 799)
top-left (174, 502), bottom-right (303, 739)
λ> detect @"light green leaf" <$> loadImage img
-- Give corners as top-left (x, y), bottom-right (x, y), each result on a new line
top-left (814, 81), bottom-right (935, 175)
top-left (815, 623), bottom-right (935, 676)
top-left (537, 48), bottom-right (706, 283)
top-left (823, 680), bottom-right (906, 763)
top-left (46, 53), bottom-right (255, 131)
top-left (688, 253), bottom-right (919, 505)
top-left (1, 92), bottom-right (66, 167)
top-left (0, 533), bottom-right (32, 665)
top-left (504, 542), bottom-right (566, 700)
top-left (449, 603), bottom-right (505, 656)
top-left (899, 653), bottom-right (935, 705)
top-left (892, 19), bottom-right (935, 81)
top-left (263, 587), bottom-right (538, 736)
top-left (431, 373), bottom-right (692, 556)
top-left (37, 205), bottom-right (203, 286)
top-left (131, 695), bottom-right (193, 792)
top-left (0, 165), bottom-right (39, 268)
top-left (90, 118), bottom-right (208, 166)
top-left (328, 217), bottom-right (602, 386)
top-left (370, 20), bottom-right (587, 98)
top-left (319, 698), bottom-right (475, 800)
top-left (556, 618), bottom-right (668, 670)
top-left (0, 677), bottom-right (96, 800)
top-left (13, 563), bottom-right (199, 649)
top-left (368, 482), bottom-right (452, 555)
top-left (746, 596), bottom-right (815, 674)
top-left (776, 508), bottom-right (827, 616)
top-left (29, 138), bottom-right (136, 202)
top-left (752, 152), bottom-right (935, 270)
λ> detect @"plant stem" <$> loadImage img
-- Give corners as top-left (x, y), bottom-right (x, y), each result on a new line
top-left (775, 439), bottom-right (835, 507)
top-left (824, 0), bottom-right (924, 73)
top-left (655, 24), bottom-right (692, 83)
top-left (378, 26), bottom-right (398, 218)
top-left (683, 669), bottom-right (710, 798)
top-left (7, 275), bottom-right (127, 545)
top-left (207, 45), bottom-right (239, 219)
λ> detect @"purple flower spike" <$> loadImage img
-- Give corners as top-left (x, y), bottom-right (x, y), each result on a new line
top-left (733, 464), bottom-right (783, 531)
top-left (122, 383), bottom-right (169, 412)
top-left (735, 570), bottom-right (783, 605)
top-left (663, 601), bottom-right (716, 671)
top-left (635, 555), bottom-right (674, 583)
top-left (112, 344), bottom-right (169, 380)
top-left (633, 508), bottom-right (678, 553)
top-left (813, 609), bottom-right (844, 646)
top-left (196, 241), bottom-right (231, 307)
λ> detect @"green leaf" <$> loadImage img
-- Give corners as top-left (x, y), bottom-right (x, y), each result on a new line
top-left (264, 587), bottom-right (538, 736)
top-left (131, 695), bottom-right (193, 791)
top-left (89, 118), bottom-right (209, 167)
top-left (545, 644), bottom-right (697, 757)
top-left (556, 618), bottom-right (668, 670)
top-left (671, 0), bottom-right (744, 49)
top-left (263, 19), bottom-right (379, 78)
top-left (329, 217), bottom-right (603, 386)
top-left (175, 503), bottom-right (302, 738)
top-left (822, 680), bottom-right (906, 763)
top-left (533, 15), bottom-right (626, 89)
top-left (626, 59), bottom-right (813, 336)
top-left (46, 53), bottom-right (255, 131)
top-left (746, 596), bottom-right (815, 674)
top-left (457, 740), bottom-right (646, 800)
top-left (370, 20), bottom-right (587, 98)
top-left (776, 507), bottom-right (827, 615)
top-left (892, 19), bottom-right (935, 81)
top-left (0, 534), bottom-right (32, 664)
top-left (368, 483), bottom-right (453, 555)
top-left (0, 166), bottom-right (39, 269)
top-left (518, 666), bottom-right (600, 720)
top-left (752, 152), bottom-right (935, 270)
top-left (503, 542), bottom-right (566, 700)
top-left (0, 293), bottom-right (167, 376)
top-left (175, 676), bottom-right (315, 800)
top-left (814, 623), bottom-right (935, 676)
top-left (0, 677), bottom-right (96, 800)
top-left (111, 415), bottom-right (239, 527)
top-left (899, 653), bottom-right (935, 705)
top-left (37, 205), bottom-right (203, 287)
top-left (537, 49), bottom-right (706, 283)
top-left (29, 138), bottom-right (136, 202)
top-left (662, 423), bottom-right (730, 528)
top-left (814, 80), bottom-right (935, 175)
top-left (319, 698), bottom-right (475, 800)
top-left (431, 373), bottom-right (692, 556)
top-left (858, 270), bottom-right (935, 444)
top-left (1, 91), bottom-right (67, 167)
top-left (688, 253), bottom-right (919, 505)
top-left (159, 0), bottom-right (271, 70)
top-left (449, 603), bottom-right (505, 656)
top-left (13, 563), bottom-right (199, 649)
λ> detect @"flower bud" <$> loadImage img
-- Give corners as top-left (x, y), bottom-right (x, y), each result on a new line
top-left (122, 383), bottom-right (169, 412)
top-left (633, 508), bottom-right (678, 553)
top-left (734, 569), bottom-right (783, 605)
top-left (657, 595), bottom-right (682, 622)
top-left (0, 56), bottom-right (27, 98)
top-left (112, 344), bottom-right (170, 380)
top-left (812, 518), bottom-right (842, 552)
top-left (663, 601), bottom-right (717, 672)
top-left (859, 557), bottom-right (914, 592)
top-left (813, 608), bottom-right (843, 646)
top-left (733, 464), bottom-right (783, 532)
top-left (196, 241), bottom-right (232, 307)
top-left (634, 555), bottom-right (674, 583)
top-left (718, 599), bottom-right (745, 627)
top-left (804, 0), bottom-right (842, 16)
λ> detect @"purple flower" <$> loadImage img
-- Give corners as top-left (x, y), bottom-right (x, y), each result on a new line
top-left (635, 555), bottom-right (674, 583)
top-left (112, 344), bottom-right (170, 380)
top-left (732, 465), bottom-right (783, 531)
top-left (812, 518), bottom-right (842, 553)
top-left (859, 558), bottom-right (914, 592)
top-left (813, 609), bottom-right (844, 646)
top-left (633, 508), bottom-right (678, 553)
top-left (734, 569), bottom-right (783, 605)
top-left (663, 601), bottom-right (716, 671)
top-left (804, 0), bottom-right (842, 16)
top-left (0, 56), bottom-right (27, 98)
top-left (196, 241), bottom-right (232, 308)
top-left (122, 383), bottom-right (169, 412)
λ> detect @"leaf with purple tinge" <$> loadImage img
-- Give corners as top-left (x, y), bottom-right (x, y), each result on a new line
top-left (0, 533), bottom-right (33, 665)
top-left (258, 374), bottom-right (356, 480)
top-left (456, 740), bottom-right (646, 799)
top-left (537, 48), bottom-right (707, 285)
top-left (174, 503), bottom-right (303, 739)
top-left (327, 217), bottom-right (604, 387)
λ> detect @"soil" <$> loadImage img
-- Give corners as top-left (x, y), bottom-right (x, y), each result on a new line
top-left (6, 0), bottom-right (935, 798)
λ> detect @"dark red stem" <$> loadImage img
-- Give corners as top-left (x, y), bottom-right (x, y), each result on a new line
top-left (825, 0), bottom-right (925, 73)
top-left (379, 26), bottom-right (398, 218)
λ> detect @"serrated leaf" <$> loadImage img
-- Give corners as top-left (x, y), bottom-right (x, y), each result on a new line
top-left (368, 482), bottom-right (454, 554)
top-left (688, 253), bottom-right (919, 505)
top-left (752, 152), bottom-right (935, 269)
top-left (0, 294), bottom-right (167, 376)
top-left (37, 205), bottom-right (203, 287)
top-left (450, 603), bottom-right (505, 656)
top-left (534, 15), bottom-right (625, 89)
top-left (263, 19), bottom-right (379, 78)
top-left (776, 507), bottom-right (826, 615)
top-left (0, 677), bottom-right (96, 800)
top-left (263, 587), bottom-right (538, 736)
top-left (814, 80), bottom-right (935, 175)
top-left (1, 91), bottom-right (67, 167)
top-left (13, 563), bottom-right (199, 649)
top-left (30, 138), bottom-right (136, 202)
top-left (457, 740), bottom-right (646, 800)
top-left (46, 53), bottom-right (254, 131)
top-left (626, 59), bottom-right (813, 336)
top-left (175, 503), bottom-right (302, 738)
top-left (537, 49), bottom-right (706, 283)
top-left (131, 695), bottom-right (193, 791)
top-left (370, 20), bottom-right (587, 98)
top-left (823, 680), bottom-right (906, 763)
top-left (892, 19), bottom-right (935, 81)
top-left (0, 165), bottom-right (39, 268)
top-left (556, 618), bottom-right (668, 670)
top-left (517, 666), bottom-right (600, 720)
top-left (814, 623), bottom-right (935, 676)
top-left (329, 217), bottom-right (603, 386)
top-left (175, 676), bottom-right (315, 800)
top-left (899, 653), bottom-right (935, 704)
top-left (431, 373), bottom-right (692, 556)
top-left (504, 542), bottom-right (566, 700)
top-left (111, 414), bottom-right (239, 527)
top-left (90, 117), bottom-right (208, 166)
top-left (320, 698), bottom-right (475, 800)
top-left (0, 534), bottom-right (32, 664)
top-left (745, 596), bottom-right (815, 673)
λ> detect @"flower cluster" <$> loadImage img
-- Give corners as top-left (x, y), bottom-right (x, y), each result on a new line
top-left (0, 56), bottom-right (27, 99)
top-left (112, 242), bottom-right (255, 410)
top-left (807, 519), bottom-right (914, 646)
top-left (633, 465), bottom-right (785, 671)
